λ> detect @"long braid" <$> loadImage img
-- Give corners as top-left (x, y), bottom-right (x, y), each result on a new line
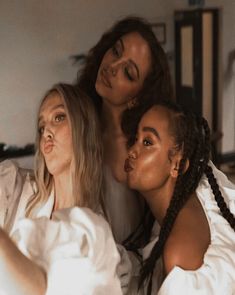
top-left (138, 102), bottom-right (211, 293)
top-left (139, 115), bottom-right (196, 290)
top-left (199, 118), bottom-right (235, 229)
top-left (130, 100), bottom-right (235, 294)
top-left (205, 165), bottom-right (235, 230)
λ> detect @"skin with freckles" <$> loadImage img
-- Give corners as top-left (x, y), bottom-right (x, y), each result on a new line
top-left (95, 32), bottom-right (152, 108)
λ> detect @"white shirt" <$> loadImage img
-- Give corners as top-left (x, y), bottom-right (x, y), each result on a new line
top-left (0, 160), bottom-right (122, 295)
top-left (104, 165), bottom-right (144, 243)
top-left (141, 162), bottom-right (235, 295)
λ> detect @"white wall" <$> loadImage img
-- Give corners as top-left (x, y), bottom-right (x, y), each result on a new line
top-left (0, 0), bottom-right (168, 148)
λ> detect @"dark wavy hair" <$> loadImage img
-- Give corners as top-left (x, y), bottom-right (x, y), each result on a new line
top-left (124, 100), bottom-right (235, 294)
top-left (76, 16), bottom-right (173, 130)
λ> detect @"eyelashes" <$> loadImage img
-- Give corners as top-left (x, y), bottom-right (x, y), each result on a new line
top-left (38, 113), bottom-right (66, 135)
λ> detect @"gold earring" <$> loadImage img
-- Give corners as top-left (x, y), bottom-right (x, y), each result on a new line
top-left (127, 98), bottom-right (137, 110)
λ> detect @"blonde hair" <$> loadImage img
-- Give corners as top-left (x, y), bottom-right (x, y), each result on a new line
top-left (26, 84), bottom-right (105, 217)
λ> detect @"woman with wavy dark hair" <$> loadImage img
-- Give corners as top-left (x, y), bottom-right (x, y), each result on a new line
top-left (77, 16), bottom-right (173, 243)
top-left (125, 100), bottom-right (235, 294)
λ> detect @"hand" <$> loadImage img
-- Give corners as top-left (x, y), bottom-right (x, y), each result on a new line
top-left (0, 227), bottom-right (46, 295)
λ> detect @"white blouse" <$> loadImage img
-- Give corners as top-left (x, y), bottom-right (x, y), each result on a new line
top-left (142, 162), bottom-right (235, 295)
top-left (13, 207), bottom-right (122, 295)
top-left (104, 165), bottom-right (144, 243)
top-left (0, 160), bottom-right (122, 294)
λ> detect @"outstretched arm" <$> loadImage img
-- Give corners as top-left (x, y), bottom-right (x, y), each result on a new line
top-left (0, 228), bottom-right (47, 295)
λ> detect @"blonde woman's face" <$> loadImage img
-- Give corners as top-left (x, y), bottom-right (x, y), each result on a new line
top-left (38, 92), bottom-right (73, 177)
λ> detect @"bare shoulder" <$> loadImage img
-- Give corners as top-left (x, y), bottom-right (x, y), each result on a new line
top-left (163, 205), bottom-right (210, 274)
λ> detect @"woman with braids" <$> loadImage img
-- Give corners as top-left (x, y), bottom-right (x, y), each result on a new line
top-left (77, 16), bottom-right (173, 243)
top-left (124, 100), bottom-right (235, 294)
top-left (0, 83), bottom-right (121, 294)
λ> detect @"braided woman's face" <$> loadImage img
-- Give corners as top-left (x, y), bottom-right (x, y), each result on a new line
top-left (125, 106), bottom-right (180, 195)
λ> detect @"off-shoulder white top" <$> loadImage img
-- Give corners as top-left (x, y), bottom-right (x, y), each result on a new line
top-left (142, 162), bottom-right (235, 295)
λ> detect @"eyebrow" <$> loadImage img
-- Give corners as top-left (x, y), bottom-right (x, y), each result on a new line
top-left (120, 38), bottom-right (140, 79)
top-left (142, 126), bottom-right (161, 140)
top-left (38, 103), bottom-right (65, 123)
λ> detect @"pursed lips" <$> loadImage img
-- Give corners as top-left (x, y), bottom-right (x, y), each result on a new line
top-left (124, 158), bottom-right (133, 173)
top-left (44, 141), bottom-right (54, 154)
top-left (100, 68), bottom-right (112, 88)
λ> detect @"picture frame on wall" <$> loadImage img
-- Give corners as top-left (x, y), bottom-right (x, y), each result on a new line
top-left (151, 23), bottom-right (166, 45)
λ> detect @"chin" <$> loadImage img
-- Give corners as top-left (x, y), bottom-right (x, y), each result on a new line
top-left (127, 178), bottom-right (138, 190)
top-left (46, 166), bottom-right (58, 176)
top-left (46, 163), bottom-right (64, 176)
top-left (95, 82), bottom-right (106, 99)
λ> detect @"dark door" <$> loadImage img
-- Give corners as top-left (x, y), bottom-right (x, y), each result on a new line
top-left (175, 8), bottom-right (220, 162)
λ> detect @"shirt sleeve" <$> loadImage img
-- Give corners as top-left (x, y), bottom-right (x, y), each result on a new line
top-left (13, 207), bottom-right (122, 295)
top-left (158, 262), bottom-right (234, 295)
top-left (0, 160), bottom-right (34, 233)
top-left (157, 165), bottom-right (235, 295)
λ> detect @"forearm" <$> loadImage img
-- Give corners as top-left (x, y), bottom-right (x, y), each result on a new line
top-left (0, 228), bottom-right (47, 295)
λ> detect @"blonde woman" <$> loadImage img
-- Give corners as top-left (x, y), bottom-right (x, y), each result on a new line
top-left (0, 84), bottom-right (121, 295)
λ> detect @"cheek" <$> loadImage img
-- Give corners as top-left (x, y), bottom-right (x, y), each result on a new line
top-left (140, 152), bottom-right (158, 170)
top-left (131, 153), bottom-right (156, 183)
top-left (137, 152), bottom-right (169, 184)
top-left (100, 51), bottom-right (112, 67)
top-left (39, 137), bottom-right (44, 154)
top-left (61, 127), bottom-right (73, 152)
top-left (111, 80), bottom-right (140, 104)
top-left (118, 79), bottom-right (144, 99)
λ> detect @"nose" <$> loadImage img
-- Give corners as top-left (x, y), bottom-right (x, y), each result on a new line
top-left (105, 64), bottom-right (117, 76)
top-left (42, 125), bottom-right (54, 140)
top-left (128, 145), bottom-right (138, 160)
top-left (107, 59), bottom-right (126, 76)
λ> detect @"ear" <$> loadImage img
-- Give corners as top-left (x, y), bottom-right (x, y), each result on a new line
top-left (127, 97), bottom-right (138, 109)
top-left (170, 157), bottom-right (189, 178)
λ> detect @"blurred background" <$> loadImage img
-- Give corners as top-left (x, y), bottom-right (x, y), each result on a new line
top-left (0, 0), bottom-right (234, 181)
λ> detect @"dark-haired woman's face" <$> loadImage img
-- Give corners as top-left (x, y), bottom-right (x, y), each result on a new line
top-left (95, 32), bottom-right (152, 107)
top-left (125, 106), bottom-right (179, 194)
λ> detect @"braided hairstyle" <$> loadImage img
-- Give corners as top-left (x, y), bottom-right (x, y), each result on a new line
top-left (135, 100), bottom-right (235, 294)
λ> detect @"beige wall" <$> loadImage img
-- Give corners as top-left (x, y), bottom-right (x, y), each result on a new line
top-left (0, 0), bottom-right (234, 157)
top-left (0, 0), bottom-right (169, 147)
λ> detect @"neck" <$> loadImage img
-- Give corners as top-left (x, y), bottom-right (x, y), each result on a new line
top-left (143, 177), bottom-right (177, 225)
top-left (101, 101), bottom-right (126, 135)
top-left (53, 171), bottom-right (74, 211)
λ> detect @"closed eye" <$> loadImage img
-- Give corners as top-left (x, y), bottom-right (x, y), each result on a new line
top-left (112, 40), bottom-right (122, 58)
top-left (124, 67), bottom-right (134, 81)
top-left (112, 45), bottom-right (119, 56)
